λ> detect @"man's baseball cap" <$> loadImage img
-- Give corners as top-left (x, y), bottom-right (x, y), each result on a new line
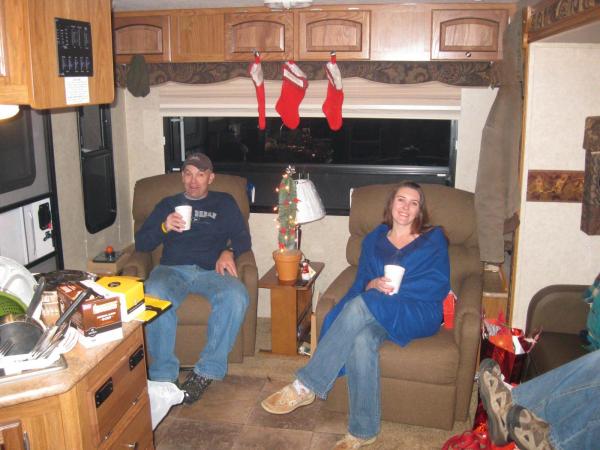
top-left (182, 153), bottom-right (213, 172)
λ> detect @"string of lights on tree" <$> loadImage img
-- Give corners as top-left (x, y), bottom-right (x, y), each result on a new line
top-left (274, 165), bottom-right (299, 251)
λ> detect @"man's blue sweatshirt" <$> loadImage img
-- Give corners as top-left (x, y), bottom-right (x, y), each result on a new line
top-left (135, 191), bottom-right (251, 270)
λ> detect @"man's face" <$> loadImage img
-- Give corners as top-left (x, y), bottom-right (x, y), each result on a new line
top-left (182, 165), bottom-right (214, 199)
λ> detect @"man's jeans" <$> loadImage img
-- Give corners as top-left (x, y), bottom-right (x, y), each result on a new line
top-left (297, 296), bottom-right (387, 439)
top-left (513, 349), bottom-right (600, 450)
top-left (144, 264), bottom-right (249, 382)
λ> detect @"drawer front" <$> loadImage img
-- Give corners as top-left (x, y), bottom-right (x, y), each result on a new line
top-left (81, 326), bottom-right (149, 445)
top-left (103, 391), bottom-right (154, 450)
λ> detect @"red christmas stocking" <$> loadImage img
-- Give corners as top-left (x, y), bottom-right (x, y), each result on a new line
top-left (322, 54), bottom-right (344, 131)
top-left (276, 61), bottom-right (308, 129)
top-left (248, 54), bottom-right (266, 130)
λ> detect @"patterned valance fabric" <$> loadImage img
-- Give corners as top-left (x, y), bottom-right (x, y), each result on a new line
top-left (115, 61), bottom-right (493, 88)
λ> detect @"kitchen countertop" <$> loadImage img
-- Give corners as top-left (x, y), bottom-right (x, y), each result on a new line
top-left (0, 321), bottom-right (142, 408)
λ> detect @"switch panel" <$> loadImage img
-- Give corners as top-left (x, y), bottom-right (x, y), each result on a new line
top-left (55, 18), bottom-right (94, 77)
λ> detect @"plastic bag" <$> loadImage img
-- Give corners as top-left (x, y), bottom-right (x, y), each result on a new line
top-left (147, 380), bottom-right (185, 429)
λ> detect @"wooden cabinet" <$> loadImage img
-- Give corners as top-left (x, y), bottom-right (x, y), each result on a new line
top-left (171, 11), bottom-right (225, 62)
top-left (225, 12), bottom-right (293, 61)
top-left (113, 14), bottom-right (171, 63)
top-left (0, 0), bottom-right (114, 109)
top-left (296, 10), bottom-right (370, 60)
top-left (431, 9), bottom-right (508, 60)
top-left (0, 323), bottom-right (154, 450)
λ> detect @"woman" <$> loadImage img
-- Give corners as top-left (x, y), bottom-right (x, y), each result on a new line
top-left (261, 181), bottom-right (450, 449)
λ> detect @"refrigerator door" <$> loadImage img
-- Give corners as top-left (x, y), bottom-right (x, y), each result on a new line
top-left (0, 207), bottom-right (29, 266)
top-left (22, 198), bottom-right (55, 264)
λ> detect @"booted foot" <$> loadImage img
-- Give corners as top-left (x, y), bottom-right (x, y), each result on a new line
top-left (261, 382), bottom-right (315, 414)
top-left (332, 434), bottom-right (377, 450)
top-left (478, 358), bottom-right (513, 446)
top-left (180, 371), bottom-right (212, 404)
top-left (508, 404), bottom-right (554, 450)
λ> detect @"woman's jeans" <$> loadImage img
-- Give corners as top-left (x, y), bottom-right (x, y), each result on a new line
top-left (144, 264), bottom-right (249, 382)
top-left (512, 349), bottom-right (600, 450)
top-left (297, 296), bottom-right (387, 439)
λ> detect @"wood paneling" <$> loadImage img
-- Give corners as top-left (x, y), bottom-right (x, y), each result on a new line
top-left (114, 14), bottom-right (171, 63)
top-left (296, 10), bottom-right (370, 60)
top-left (526, 170), bottom-right (584, 202)
top-left (225, 12), bottom-right (293, 61)
top-left (171, 11), bottom-right (224, 62)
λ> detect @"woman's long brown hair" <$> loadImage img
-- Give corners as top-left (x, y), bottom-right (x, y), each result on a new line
top-left (382, 181), bottom-right (431, 234)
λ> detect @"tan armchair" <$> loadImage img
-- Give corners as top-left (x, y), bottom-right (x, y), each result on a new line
top-left (316, 183), bottom-right (483, 430)
top-left (122, 172), bottom-right (258, 364)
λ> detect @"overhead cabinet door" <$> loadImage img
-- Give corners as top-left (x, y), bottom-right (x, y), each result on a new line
top-left (431, 9), bottom-right (507, 61)
top-left (113, 14), bottom-right (171, 63)
top-left (171, 12), bottom-right (225, 62)
top-left (225, 12), bottom-right (293, 61)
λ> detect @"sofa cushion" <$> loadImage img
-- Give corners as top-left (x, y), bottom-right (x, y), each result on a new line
top-left (527, 332), bottom-right (588, 378)
top-left (380, 328), bottom-right (459, 384)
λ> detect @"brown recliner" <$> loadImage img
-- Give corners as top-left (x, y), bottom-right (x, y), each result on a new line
top-left (122, 172), bottom-right (258, 364)
top-left (316, 183), bottom-right (483, 430)
top-left (523, 284), bottom-right (589, 380)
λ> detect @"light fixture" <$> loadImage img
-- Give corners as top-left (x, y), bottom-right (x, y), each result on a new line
top-left (264, 0), bottom-right (313, 10)
top-left (0, 105), bottom-right (19, 120)
top-left (295, 178), bottom-right (325, 250)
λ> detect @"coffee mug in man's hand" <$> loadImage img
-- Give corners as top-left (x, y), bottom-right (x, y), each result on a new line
top-left (175, 205), bottom-right (192, 231)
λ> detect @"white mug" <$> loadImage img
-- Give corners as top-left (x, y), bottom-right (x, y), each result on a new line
top-left (175, 205), bottom-right (192, 231)
top-left (384, 264), bottom-right (405, 295)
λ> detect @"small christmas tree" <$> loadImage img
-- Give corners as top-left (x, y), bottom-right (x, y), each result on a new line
top-left (276, 166), bottom-right (299, 251)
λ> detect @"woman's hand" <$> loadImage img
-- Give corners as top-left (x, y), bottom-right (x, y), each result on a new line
top-left (367, 276), bottom-right (394, 295)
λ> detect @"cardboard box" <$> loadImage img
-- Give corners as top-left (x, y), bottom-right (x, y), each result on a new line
top-left (57, 281), bottom-right (123, 348)
top-left (86, 251), bottom-right (130, 276)
top-left (95, 276), bottom-right (145, 322)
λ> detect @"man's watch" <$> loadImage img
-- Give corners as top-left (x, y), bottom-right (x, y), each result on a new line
top-left (224, 246), bottom-right (234, 253)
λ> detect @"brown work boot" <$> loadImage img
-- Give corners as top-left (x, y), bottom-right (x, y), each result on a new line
top-left (507, 404), bottom-right (555, 450)
top-left (261, 381), bottom-right (315, 414)
top-left (332, 434), bottom-right (377, 449)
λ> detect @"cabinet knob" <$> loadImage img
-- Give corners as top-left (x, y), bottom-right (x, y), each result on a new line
top-left (125, 443), bottom-right (139, 449)
top-left (465, 51), bottom-right (472, 58)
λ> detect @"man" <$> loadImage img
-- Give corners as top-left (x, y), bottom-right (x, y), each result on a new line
top-left (135, 153), bottom-right (251, 404)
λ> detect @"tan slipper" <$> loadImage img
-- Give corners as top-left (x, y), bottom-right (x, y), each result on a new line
top-left (332, 434), bottom-right (377, 449)
top-left (261, 383), bottom-right (315, 414)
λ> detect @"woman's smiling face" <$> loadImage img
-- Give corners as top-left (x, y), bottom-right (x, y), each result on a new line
top-left (390, 186), bottom-right (421, 228)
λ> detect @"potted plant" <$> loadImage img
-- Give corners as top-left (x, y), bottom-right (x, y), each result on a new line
top-left (273, 166), bottom-right (302, 282)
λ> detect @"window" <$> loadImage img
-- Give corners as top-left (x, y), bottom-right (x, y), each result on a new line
top-left (164, 116), bottom-right (456, 214)
top-left (78, 105), bottom-right (116, 233)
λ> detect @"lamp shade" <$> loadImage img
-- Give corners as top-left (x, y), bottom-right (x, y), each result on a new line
top-left (295, 179), bottom-right (325, 225)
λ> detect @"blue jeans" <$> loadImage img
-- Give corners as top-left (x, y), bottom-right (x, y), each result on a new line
top-left (513, 349), bottom-right (600, 450)
top-left (297, 296), bottom-right (387, 439)
top-left (144, 264), bottom-right (249, 382)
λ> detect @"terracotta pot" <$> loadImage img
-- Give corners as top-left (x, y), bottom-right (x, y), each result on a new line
top-left (272, 249), bottom-right (302, 283)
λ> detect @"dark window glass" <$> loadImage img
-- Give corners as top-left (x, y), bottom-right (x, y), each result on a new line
top-left (164, 116), bottom-right (456, 214)
top-left (0, 108), bottom-right (36, 194)
top-left (78, 105), bottom-right (116, 233)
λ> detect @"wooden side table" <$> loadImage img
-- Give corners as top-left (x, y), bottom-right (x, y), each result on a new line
top-left (259, 261), bottom-right (324, 356)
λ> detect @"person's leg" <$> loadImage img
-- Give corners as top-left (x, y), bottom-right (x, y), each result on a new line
top-left (345, 321), bottom-right (387, 440)
top-left (190, 268), bottom-right (249, 380)
top-left (144, 265), bottom-right (195, 382)
top-left (511, 350), bottom-right (600, 450)
top-left (296, 295), bottom-right (381, 398)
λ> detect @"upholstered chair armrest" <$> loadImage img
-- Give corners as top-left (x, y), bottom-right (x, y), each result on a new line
top-left (452, 271), bottom-right (483, 421)
top-left (315, 266), bottom-right (357, 341)
top-left (526, 284), bottom-right (589, 335)
top-left (121, 251), bottom-right (153, 279)
top-left (235, 250), bottom-right (259, 356)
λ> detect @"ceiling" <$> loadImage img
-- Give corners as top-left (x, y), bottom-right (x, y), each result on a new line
top-left (112, 0), bottom-right (516, 11)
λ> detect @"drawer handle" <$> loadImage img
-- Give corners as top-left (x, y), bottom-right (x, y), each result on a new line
top-left (125, 443), bottom-right (139, 449)
top-left (95, 377), bottom-right (113, 408)
top-left (465, 51), bottom-right (472, 58)
top-left (129, 345), bottom-right (145, 370)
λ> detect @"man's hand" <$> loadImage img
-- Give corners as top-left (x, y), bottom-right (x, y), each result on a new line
top-left (216, 250), bottom-right (237, 277)
top-left (164, 211), bottom-right (186, 233)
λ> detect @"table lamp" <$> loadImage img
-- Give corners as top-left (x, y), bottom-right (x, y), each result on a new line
top-left (294, 178), bottom-right (325, 250)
